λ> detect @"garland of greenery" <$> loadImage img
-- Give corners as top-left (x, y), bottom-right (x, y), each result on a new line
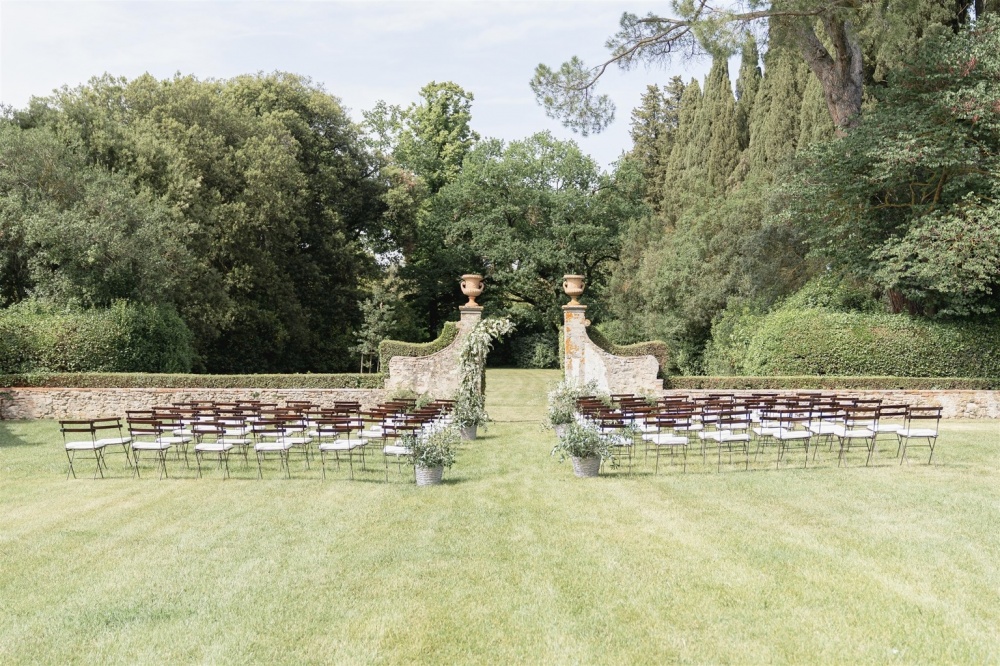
top-left (452, 317), bottom-right (516, 428)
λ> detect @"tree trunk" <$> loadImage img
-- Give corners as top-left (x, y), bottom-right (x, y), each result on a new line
top-left (792, 16), bottom-right (864, 135)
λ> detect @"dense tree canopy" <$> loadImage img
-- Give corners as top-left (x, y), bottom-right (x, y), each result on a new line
top-left (7, 72), bottom-right (381, 372)
top-left (2, 7), bottom-right (998, 376)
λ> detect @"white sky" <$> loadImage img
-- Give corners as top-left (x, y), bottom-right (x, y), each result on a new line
top-left (0, 0), bottom-right (714, 170)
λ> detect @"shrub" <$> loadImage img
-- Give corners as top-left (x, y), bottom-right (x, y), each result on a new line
top-left (511, 332), bottom-right (559, 369)
top-left (378, 321), bottom-right (458, 371)
top-left (0, 373), bottom-right (385, 389)
top-left (550, 421), bottom-right (612, 462)
top-left (661, 376), bottom-right (1000, 390)
top-left (739, 308), bottom-right (1000, 377)
top-left (544, 378), bottom-right (603, 428)
top-left (0, 300), bottom-right (193, 373)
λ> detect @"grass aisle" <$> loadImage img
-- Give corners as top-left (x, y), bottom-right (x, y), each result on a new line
top-left (0, 368), bottom-right (998, 663)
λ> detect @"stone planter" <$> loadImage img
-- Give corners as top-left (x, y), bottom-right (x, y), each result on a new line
top-left (460, 424), bottom-right (478, 441)
top-left (562, 274), bottom-right (585, 305)
top-left (570, 455), bottom-right (601, 478)
top-left (460, 274), bottom-right (484, 307)
top-left (415, 465), bottom-right (444, 486)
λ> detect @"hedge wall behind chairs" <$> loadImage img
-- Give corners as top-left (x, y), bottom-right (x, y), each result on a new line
top-left (732, 308), bottom-right (1000, 378)
top-left (0, 301), bottom-right (194, 373)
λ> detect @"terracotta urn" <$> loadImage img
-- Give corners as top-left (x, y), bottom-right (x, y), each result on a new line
top-left (563, 274), bottom-right (585, 305)
top-left (460, 274), bottom-right (484, 307)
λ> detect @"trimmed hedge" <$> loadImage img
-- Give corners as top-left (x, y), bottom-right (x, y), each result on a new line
top-left (739, 309), bottom-right (1000, 377)
top-left (0, 301), bottom-right (193, 373)
top-left (662, 376), bottom-right (1000, 391)
top-left (587, 328), bottom-right (671, 375)
top-left (378, 321), bottom-right (459, 370)
top-left (0, 373), bottom-right (385, 389)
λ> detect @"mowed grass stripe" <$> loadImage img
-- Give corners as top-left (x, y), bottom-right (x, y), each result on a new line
top-left (0, 368), bottom-right (997, 663)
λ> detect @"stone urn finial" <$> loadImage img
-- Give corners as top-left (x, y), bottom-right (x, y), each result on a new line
top-left (460, 274), bottom-right (484, 307)
top-left (563, 274), bottom-right (585, 305)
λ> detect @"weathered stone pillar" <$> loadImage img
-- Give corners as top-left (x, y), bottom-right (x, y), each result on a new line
top-left (563, 303), bottom-right (589, 385)
top-left (459, 305), bottom-right (483, 329)
top-left (560, 273), bottom-right (662, 394)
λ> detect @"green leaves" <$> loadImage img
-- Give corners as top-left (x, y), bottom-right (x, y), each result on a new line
top-left (530, 58), bottom-right (616, 137)
top-left (785, 18), bottom-right (1000, 316)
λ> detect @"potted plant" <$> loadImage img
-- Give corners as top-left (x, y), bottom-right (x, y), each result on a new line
top-left (452, 392), bottom-right (486, 441)
top-left (551, 421), bottom-right (613, 478)
top-left (544, 378), bottom-right (602, 437)
top-left (408, 424), bottom-right (459, 486)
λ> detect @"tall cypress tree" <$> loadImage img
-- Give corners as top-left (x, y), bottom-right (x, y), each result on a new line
top-left (706, 58), bottom-right (740, 192)
top-left (660, 77), bottom-right (703, 208)
top-left (797, 71), bottom-right (834, 149)
top-left (734, 35), bottom-right (762, 153)
top-left (744, 47), bottom-right (808, 180)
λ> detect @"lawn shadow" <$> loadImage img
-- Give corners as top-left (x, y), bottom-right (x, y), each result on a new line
top-left (0, 421), bottom-right (44, 448)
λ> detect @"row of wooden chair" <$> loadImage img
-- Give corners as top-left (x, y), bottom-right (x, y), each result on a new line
top-left (59, 398), bottom-right (456, 481)
top-left (578, 394), bottom-right (943, 474)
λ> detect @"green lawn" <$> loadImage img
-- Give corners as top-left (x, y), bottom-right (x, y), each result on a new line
top-left (1, 368), bottom-right (999, 664)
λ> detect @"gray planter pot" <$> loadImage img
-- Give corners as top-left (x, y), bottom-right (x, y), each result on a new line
top-left (553, 423), bottom-right (568, 438)
top-left (415, 465), bottom-right (444, 486)
top-left (460, 425), bottom-right (478, 441)
top-left (570, 455), bottom-right (601, 478)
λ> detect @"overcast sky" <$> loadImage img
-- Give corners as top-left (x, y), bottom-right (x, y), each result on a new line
top-left (0, 0), bottom-right (714, 170)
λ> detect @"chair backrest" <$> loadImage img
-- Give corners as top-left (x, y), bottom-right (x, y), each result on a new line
top-left (842, 406), bottom-right (879, 428)
top-left (653, 411), bottom-right (693, 431)
top-left (906, 405), bottom-right (942, 432)
top-left (92, 417), bottom-right (124, 432)
top-left (877, 404), bottom-right (909, 420)
top-left (717, 410), bottom-right (751, 430)
top-left (60, 420), bottom-right (96, 440)
top-left (128, 418), bottom-right (163, 439)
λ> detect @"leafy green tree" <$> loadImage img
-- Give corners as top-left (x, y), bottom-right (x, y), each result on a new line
top-left (532, 0), bottom-right (988, 136)
top-left (17, 72), bottom-right (381, 372)
top-left (782, 18), bottom-right (1000, 316)
top-left (364, 82), bottom-right (481, 338)
top-left (352, 284), bottom-right (398, 373)
top-left (431, 132), bottom-right (646, 330)
top-left (0, 122), bottom-right (191, 309)
top-left (734, 35), bottom-right (762, 152)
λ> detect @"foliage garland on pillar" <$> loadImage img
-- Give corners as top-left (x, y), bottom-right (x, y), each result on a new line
top-left (452, 317), bottom-right (516, 429)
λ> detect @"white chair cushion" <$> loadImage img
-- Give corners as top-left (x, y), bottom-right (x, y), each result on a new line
top-left (65, 440), bottom-right (104, 450)
top-left (133, 440), bottom-right (171, 451)
top-left (97, 436), bottom-right (131, 446)
top-left (255, 440), bottom-right (292, 452)
top-left (899, 428), bottom-right (938, 438)
top-left (195, 442), bottom-right (233, 453)
top-left (644, 433), bottom-right (688, 446)
top-left (872, 424), bottom-right (902, 433)
top-left (319, 439), bottom-right (364, 452)
top-left (774, 429), bottom-right (811, 440)
top-left (383, 445), bottom-right (412, 456)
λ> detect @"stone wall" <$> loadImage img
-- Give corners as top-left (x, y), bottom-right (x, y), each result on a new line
top-left (384, 306), bottom-right (480, 398)
top-left (562, 304), bottom-right (662, 395)
top-left (660, 389), bottom-right (1000, 419)
top-left (1, 387), bottom-right (388, 421)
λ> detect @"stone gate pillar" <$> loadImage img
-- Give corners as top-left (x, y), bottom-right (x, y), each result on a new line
top-left (562, 274), bottom-right (589, 385)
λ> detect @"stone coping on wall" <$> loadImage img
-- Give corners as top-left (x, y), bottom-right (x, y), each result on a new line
top-left (562, 304), bottom-right (662, 395)
top-left (1, 387), bottom-right (389, 421)
top-left (383, 306), bottom-right (481, 397)
top-left (659, 389), bottom-right (1000, 419)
